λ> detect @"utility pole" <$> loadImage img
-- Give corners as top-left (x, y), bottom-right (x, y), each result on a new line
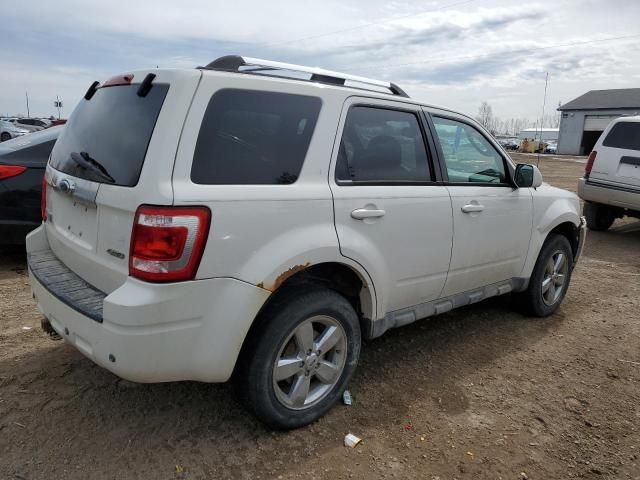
top-left (25, 91), bottom-right (30, 118)
top-left (536, 72), bottom-right (549, 167)
top-left (55, 95), bottom-right (62, 119)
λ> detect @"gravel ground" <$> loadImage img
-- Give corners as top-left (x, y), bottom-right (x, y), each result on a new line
top-left (1, 153), bottom-right (639, 480)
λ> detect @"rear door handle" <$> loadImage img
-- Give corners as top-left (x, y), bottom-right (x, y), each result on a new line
top-left (461, 204), bottom-right (485, 213)
top-left (351, 208), bottom-right (386, 220)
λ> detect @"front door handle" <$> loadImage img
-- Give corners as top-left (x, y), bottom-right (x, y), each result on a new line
top-left (461, 203), bottom-right (485, 213)
top-left (351, 208), bottom-right (386, 220)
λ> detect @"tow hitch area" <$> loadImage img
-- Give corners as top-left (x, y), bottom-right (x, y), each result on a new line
top-left (41, 316), bottom-right (61, 340)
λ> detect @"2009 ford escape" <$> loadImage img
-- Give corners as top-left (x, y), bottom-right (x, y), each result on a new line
top-left (27, 55), bottom-right (586, 429)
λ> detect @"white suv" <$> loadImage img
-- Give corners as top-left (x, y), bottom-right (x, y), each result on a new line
top-left (578, 116), bottom-right (640, 230)
top-left (27, 56), bottom-right (585, 428)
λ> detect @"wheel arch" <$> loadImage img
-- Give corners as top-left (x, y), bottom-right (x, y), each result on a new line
top-left (547, 221), bottom-right (581, 261)
top-left (232, 260), bottom-right (377, 378)
top-left (520, 202), bottom-right (581, 281)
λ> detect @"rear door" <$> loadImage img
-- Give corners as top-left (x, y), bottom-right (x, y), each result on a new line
top-left (428, 113), bottom-right (532, 297)
top-left (590, 119), bottom-right (640, 189)
top-left (330, 97), bottom-right (453, 316)
top-left (44, 70), bottom-right (201, 293)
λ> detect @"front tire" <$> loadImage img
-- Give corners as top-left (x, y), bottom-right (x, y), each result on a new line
top-left (584, 202), bottom-right (615, 231)
top-left (0, 132), bottom-right (11, 142)
top-left (235, 287), bottom-right (361, 429)
top-left (522, 234), bottom-right (573, 317)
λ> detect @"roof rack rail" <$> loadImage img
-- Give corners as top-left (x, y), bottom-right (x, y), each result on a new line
top-left (199, 55), bottom-right (409, 98)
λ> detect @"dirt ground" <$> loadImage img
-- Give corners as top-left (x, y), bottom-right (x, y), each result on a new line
top-left (1, 153), bottom-right (639, 480)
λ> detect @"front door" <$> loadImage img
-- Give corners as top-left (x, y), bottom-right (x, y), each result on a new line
top-left (429, 114), bottom-right (533, 297)
top-left (330, 98), bottom-right (453, 317)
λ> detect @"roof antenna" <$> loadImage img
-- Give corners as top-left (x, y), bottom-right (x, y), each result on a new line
top-left (537, 72), bottom-right (549, 168)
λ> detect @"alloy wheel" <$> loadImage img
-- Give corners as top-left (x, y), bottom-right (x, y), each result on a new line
top-left (272, 315), bottom-right (347, 410)
top-left (541, 250), bottom-right (569, 306)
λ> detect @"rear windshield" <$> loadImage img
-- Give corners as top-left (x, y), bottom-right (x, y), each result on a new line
top-left (191, 89), bottom-right (321, 185)
top-left (602, 121), bottom-right (640, 151)
top-left (49, 83), bottom-right (169, 186)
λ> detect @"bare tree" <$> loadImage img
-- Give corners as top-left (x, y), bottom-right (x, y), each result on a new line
top-left (542, 113), bottom-right (560, 128)
top-left (476, 101), bottom-right (494, 131)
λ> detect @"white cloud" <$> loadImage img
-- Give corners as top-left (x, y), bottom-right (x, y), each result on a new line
top-left (2, 0), bottom-right (639, 122)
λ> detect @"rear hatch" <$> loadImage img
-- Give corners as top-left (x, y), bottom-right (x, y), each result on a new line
top-left (43, 69), bottom-right (201, 293)
top-left (590, 119), bottom-right (640, 189)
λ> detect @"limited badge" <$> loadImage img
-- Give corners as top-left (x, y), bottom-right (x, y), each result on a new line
top-left (106, 249), bottom-right (125, 260)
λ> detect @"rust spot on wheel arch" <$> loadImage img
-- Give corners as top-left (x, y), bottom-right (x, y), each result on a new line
top-left (259, 263), bottom-right (311, 292)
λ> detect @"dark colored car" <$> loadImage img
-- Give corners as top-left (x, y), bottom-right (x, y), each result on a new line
top-left (0, 126), bottom-right (62, 245)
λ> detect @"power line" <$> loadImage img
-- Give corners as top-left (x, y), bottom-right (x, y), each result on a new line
top-left (355, 32), bottom-right (640, 72)
top-left (263, 0), bottom-right (480, 48)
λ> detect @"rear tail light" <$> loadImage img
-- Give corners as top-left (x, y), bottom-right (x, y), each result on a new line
top-left (129, 205), bottom-right (211, 283)
top-left (585, 151), bottom-right (597, 178)
top-left (41, 176), bottom-right (47, 221)
top-left (0, 165), bottom-right (27, 180)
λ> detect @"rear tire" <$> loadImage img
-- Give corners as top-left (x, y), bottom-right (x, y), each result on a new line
top-left (522, 234), bottom-right (573, 317)
top-left (0, 132), bottom-right (10, 142)
top-left (235, 287), bottom-right (361, 429)
top-left (584, 202), bottom-right (615, 231)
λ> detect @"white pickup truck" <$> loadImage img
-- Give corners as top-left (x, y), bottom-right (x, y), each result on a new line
top-left (27, 56), bottom-right (586, 428)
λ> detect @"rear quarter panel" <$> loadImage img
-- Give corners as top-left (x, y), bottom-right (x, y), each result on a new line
top-left (171, 71), bottom-right (378, 316)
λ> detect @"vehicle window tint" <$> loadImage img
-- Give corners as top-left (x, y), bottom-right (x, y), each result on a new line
top-left (191, 90), bottom-right (321, 185)
top-left (602, 122), bottom-right (640, 151)
top-left (432, 116), bottom-right (507, 184)
top-left (49, 84), bottom-right (169, 186)
top-left (335, 106), bottom-right (430, 183)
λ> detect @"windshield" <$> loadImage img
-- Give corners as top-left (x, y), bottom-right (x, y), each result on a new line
top-left (49, 83), bottom-right (169, 186)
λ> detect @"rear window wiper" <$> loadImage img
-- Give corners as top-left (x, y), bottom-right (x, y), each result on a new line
top-left (69, 151), bottom-right (115, 183)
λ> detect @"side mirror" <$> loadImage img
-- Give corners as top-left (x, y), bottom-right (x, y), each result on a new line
top-left (515, 163), bottom-right (543, 188)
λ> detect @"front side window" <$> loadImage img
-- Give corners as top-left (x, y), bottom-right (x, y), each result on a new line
top-left (432, 116), bottom-right (507, 184)
top-left (602, 122), bottom-right (640, 151)
top-left (335, 106), bottom-right (431, 183)
top-left (191, 90), bottom-right (321, 185)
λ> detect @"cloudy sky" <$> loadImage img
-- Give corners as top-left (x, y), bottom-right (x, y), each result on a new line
top-left (2, 0), bottom-right (639, 123)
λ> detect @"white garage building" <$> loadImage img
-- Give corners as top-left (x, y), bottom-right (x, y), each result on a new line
top-left (517, 128), bottom-right (559, 142)
top-left (557, 88), bottom-right (640, 155)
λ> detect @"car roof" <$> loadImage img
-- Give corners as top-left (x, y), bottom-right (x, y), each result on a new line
top-left (197, 65), bottom-right (475, 126)
top-left (0, 125), bottom-right (63, 150)
top-left (612, 115), bottom-right (640, 123)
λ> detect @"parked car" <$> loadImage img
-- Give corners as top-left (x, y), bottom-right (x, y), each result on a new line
top-left (0, 120), bottom-right (30, 142)
top-left (578, 116), bottom-right (640, 230)
top-left (12, 118), bottom-right (48, 132)
top-left (497, 137), bottom-right (520, 151)
top-left (0, 126), bottom-right (62, 244)
top-left (27, 56), bottom-right (585, 429)
top-left (48, 119), bottom-right (67, 127)
top-left (544, 141), bottom-right (558, 154)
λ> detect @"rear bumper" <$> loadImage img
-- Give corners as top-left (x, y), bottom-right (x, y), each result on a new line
top-left (578, 178), bottom-right (640, 211)
top-left (26, 225), bottom-right (270, 383)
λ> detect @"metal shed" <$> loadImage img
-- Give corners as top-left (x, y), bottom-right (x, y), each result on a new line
top-left (557, 88), bottom-right (640, 155)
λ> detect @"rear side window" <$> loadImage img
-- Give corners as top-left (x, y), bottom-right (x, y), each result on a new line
top-left (603, 122), bottom-right (640, 151)
top-left (335, 106), bottom-right (431, 183)
top-left (49, 84), bottom-right (169, 186)
top-left (191, 90), bottom-right (321, 185)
